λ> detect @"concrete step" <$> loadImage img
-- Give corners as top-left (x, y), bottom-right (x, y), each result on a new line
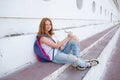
top-left (83, 25), bottom-right (120, 80)
top-left (0, 25), bottom-right (119, 80)
top-left (101, 26), bottom-right (120, 80)
top-left (51, 26), bottom-right (119, 80)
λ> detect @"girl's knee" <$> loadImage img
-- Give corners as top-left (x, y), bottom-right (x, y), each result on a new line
top-left (71, 36), bottom-right (79, 42)
top-left (68, 54), bottom-right (78, 62)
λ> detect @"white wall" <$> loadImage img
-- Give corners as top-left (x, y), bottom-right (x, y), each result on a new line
top-left (0, 0), bottom-right (120, 78)
top-left (0, 0), bottom-right (119, 20)
top-left (0, 35), bottom-right (37, 77)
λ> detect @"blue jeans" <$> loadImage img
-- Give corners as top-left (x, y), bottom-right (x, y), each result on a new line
top-left (53, 41), bottom-right (87, 67)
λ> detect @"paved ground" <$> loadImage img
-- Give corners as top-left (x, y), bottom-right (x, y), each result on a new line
top-left (0, 25), bottom-right (119, 80)
top-left (56, 25), bottom-right (119, 80)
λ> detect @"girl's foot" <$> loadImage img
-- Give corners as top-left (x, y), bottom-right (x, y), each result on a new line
top-left (71, 65), bottom-right (86, 71)
top-left (76, 66), bottom-right (86, 71)
top-left (86, 59), bottom-right (99, 68)
top-left (71, 59), bottom-right (99, 71)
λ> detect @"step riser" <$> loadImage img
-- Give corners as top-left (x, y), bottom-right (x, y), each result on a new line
top-left (83, 26), bottom-right (120, 80)
top-left (42, 26), bottom-right (119, 80)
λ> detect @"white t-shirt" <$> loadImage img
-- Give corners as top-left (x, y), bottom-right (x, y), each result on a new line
top-left (41, 35), bottom-right (58, 60)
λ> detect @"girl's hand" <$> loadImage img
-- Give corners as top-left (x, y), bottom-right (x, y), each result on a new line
top-left (59, 45), bottom-right (65, 50)
top-left (67, 32), bottom-right (73, 39)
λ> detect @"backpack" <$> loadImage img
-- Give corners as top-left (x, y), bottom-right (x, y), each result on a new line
top-left (34, 35), bottom-right (55, 62)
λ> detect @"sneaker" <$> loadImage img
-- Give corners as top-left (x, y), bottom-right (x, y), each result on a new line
top-left (76, 66), bottom-right (86, 71)
top-left (71, 64), bottom-right (86, 71)
top-left (86, 59), bottom-right (99, 68)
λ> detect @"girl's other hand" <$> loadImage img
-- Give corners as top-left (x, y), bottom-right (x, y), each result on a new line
top-left (59, 45), bottom-right (65, 50)
top-left (67, 31), bottom-right (73, 38)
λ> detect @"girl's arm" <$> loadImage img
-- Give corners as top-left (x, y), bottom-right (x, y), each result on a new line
top-left (40, 32), bottom-right (73, 49)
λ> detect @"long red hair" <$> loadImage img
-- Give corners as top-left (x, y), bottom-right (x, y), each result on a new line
top-left (37, 17), bottom-right (54, 37)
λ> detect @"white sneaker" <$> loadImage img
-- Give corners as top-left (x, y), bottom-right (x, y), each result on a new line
top-left (71, 64), bottom-right (86, 71)
top-left (86, 59), bottom-right (99, 67)
top-left (76, 66), bottom-right (86, 71)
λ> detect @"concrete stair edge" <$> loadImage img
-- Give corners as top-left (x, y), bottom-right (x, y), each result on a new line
top-left (82, 27), bottom-right (120, 80)
top-left (42, 26), bottom-right (118, 80)
top-left (81, 26), bottom-right (118, 56)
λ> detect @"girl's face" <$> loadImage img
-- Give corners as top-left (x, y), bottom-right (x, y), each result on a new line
top-left (45, 20), bottom-right (52, 32)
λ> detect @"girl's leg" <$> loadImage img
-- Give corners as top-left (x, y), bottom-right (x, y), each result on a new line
top-left (70, 41), bottom-right (81, 58)
top-left (53, 51), bottom-right (87, 67)
top-left (61, 36), bottom-right (79, 54)
top-left (61, 41), bottom-right (72, 54)
top-left (62, 40), bottom-right (81, 58)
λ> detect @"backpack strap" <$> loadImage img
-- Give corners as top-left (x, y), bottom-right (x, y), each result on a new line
top-left (37, 34), bottom-right (56, 61)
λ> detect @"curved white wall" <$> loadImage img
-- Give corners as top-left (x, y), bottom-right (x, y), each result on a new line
top-left (0, 0), bottom-right (119, 20)
top-left (0, 0), bottom-right (120, 78)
